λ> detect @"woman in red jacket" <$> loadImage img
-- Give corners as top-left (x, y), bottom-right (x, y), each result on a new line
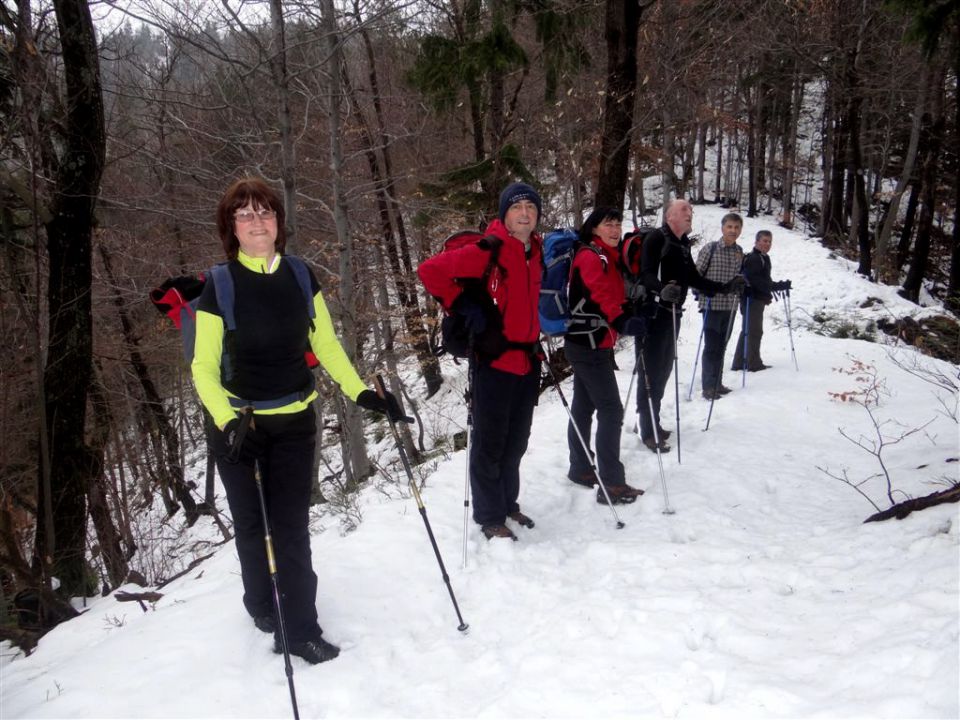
top-left (565, 207), bottom-right (646, 504)
top-left (418, 183), bottom-right (543, 541)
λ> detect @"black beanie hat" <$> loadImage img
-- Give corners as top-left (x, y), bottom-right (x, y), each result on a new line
top-left (498, 182), bottom-right (542, 222)
top-left (578, 206), bottom-right (622, 244)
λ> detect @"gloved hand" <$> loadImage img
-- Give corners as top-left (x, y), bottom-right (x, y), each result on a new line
top-left (614, 314), bottom-right (647, 338)
top-left (659, 282), bottom-right (683, 304)
top-left (356, 389), bottom-right (412, 424)
top-left (222, 415), bottom-right (267, 465)
top-left (452, 295), bottom-right (487, 335)
top-left (772, 279), bottom-right (792, 293)
top-left (723, 276), bottom-right (747, 295)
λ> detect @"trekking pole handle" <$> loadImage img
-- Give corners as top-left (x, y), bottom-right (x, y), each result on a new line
top-left (227, 406), bottom-right (255, 464)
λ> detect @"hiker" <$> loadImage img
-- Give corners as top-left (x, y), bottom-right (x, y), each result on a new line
top-left (636, 199), bottom-right (744, 452)
top-left (191, 176), bottom-right (403, 664)
top-left (565, 207), bottom-right (646, 504)
top-left (417, 182), bottom-right (543, 541)
top-left (731, 230), bottom-right (791, 372)
top-left (696, 212), bottom-right (745, 400)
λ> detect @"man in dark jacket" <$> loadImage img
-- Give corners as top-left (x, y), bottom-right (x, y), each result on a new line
top-left (732, 230), bottom-right (791, 371)
top-left (418, 182), bottom-right (543, 541)
top-left (636, 199), bottom-right (744, 451)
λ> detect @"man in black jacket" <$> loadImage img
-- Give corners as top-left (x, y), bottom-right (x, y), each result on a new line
top-left (732, 230), bottom-right (791, 371)
top-left (636, 199), bottom-right (744, 452)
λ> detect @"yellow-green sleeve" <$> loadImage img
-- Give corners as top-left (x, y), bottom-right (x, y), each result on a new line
top-left (309, 290), bottom-right (368, 401)
top-left (190, 309), bottom-right (237, 429)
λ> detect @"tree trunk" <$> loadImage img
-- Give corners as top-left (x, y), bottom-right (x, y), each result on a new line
top-left (875, 66), bottom-right (927, 281)
top-left (594, 0), bottom-right (641, 207)
top-left (320, 0), bottom-right (370, 482)
top-left (781, 73), bottom-right (803, 228)
top-left (36, 0), bottom-right (106, 597)
top-left (695, 118), bottom-right (707, 203)
top-left (897, 182), bottom-right (920, 269)
top-left (354, 10), bottom-right (442, 396)
top-left (903, 58), bottom-right (947, 302)
top-left (269, 0), bottom-right (299, 253)
top-left (946, 45), bottom-right (960, 314)
top-left (87, 375), bottom-right (130, 590)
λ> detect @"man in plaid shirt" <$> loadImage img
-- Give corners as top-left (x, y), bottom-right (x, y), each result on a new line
top-left (696, 213), bottom-right (745, 400)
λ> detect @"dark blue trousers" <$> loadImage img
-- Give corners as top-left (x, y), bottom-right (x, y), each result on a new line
top-left (565, 341), bottom-right (625, 486)
top-left (635, 307), bottom-right (680, 442)
top-left (470, 362), bottom-right (540, 526)
top-left (701, 309), bottom-right (734, 391)
top-left (214, 407), bottom-right (322, 643)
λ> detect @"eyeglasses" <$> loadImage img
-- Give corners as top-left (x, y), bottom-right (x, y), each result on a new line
top-left (234, 209), bottom-right (277, 223)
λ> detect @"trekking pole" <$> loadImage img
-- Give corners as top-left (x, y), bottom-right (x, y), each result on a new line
top-left (671, 303), bottom-right (682, 464)
top-left (542, 339), bottom-right (625, 528)
top-left (741, 296), bottom-right (751, 388)
top-left (621, 352), bottom-right (640, 426)
top-left (785, 291), bottom-right (799, 371)
top-left (374, 375), bottom-right (469, 633)
top-left (686, 299), bottom-right (709, 401)
top-left (232, 409), bottom-right (301, 720)
top-left (638, 341), bottom-right (674, 515)
top-left (461, 359), bottom-right (475, 569)
top-left (703, 302), bottom-right (740, 432)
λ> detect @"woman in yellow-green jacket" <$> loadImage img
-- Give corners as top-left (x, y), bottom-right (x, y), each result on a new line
top-left (192, 177), bottom-right (402, 665)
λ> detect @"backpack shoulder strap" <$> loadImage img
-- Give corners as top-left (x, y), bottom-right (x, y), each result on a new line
top-left (209, 263), bottom-right (236, 331)
top-left (283, 255), bottom-right (316, 320)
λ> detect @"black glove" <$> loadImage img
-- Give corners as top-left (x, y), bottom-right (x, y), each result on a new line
top-left (356, 389), bottom-right (412, 423)
top-left (772, 280), bottom-right (792, 293)
top-left (659, 282), bottom-right (683, 304)
top-left (723, 276), bottom-right (747, 295)
top-left (222, 416), bottom-right (267, 465)
top-left (614, 314), bottom-right (647, 338)
top-left (452, 295), bottom-right (487, 335)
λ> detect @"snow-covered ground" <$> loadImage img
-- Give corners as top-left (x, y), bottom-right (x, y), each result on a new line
top-left (2, 206), bottom-right (958, 719)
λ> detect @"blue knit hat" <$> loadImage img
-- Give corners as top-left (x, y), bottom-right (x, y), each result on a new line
top-left (498, 182), bottom-right (542, 222)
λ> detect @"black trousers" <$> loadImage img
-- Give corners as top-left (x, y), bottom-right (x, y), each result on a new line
top-left (470, 361), bottom-right (540, 526)
top-left (731, 297), bottom-right (768, 370)
top-left (565, 341), bottom-right (625, 486)
top-left (214, 407), bottom-right (321, 643)
top-left (701, 307), bottom-right (735, 391)
top-left (635, 306), bottom-right (680, 442)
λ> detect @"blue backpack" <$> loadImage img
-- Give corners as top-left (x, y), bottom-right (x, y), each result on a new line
top-left (151, 256), bottom-right (316, 380)
top-left (538, 229), bottom-right (609, 338)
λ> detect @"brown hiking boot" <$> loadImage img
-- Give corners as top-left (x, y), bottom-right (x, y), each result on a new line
top-left (569, 471), bottom-right (598, 488)
top-left (481, 524), bottom-right (518, 541)
top-left (642, 436), bottom-right (671, 453)
top-left (597, 483), bottom-right (644, 505)
top-left (655, 425), bottom-right (672, 440)
top-left (508, 511), bottom-right (535, 528)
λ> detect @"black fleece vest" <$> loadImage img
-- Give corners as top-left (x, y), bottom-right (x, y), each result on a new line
top-left (198, 259), bottom-right (315, 402)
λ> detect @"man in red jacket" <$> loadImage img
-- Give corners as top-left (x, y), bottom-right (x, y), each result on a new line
top-left (418, 183), bottom-right (544, 541)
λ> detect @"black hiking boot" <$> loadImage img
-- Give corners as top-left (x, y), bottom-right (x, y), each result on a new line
top-left (482, 524), bottom-right (518, 541)
top-left (253, 614), bottom-right (277, 634)
top-left (655, 425), bottom-right (672, 440)
top-left (597, 483), bottom-right (644, 505)
top-left (717, 385), bottom-right (732, 395)
top-left (702, 388), bottom-right (722, 400)
top-left (274, 635), bottom-right (341, 665)
top-left (508, 510), bottom-right (535, 529)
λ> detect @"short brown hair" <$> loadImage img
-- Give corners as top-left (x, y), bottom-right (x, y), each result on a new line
top-left (216, 177), bottom-right (286, 260)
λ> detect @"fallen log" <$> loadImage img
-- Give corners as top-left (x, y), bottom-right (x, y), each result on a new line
top-left (864, 485), bottom-right (960, 523)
